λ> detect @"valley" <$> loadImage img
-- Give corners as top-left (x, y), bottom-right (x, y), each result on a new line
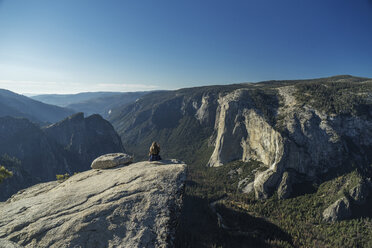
top-left (0, 75), bottom-right (371, 247)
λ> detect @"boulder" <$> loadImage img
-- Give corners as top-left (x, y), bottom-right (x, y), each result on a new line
top-left (0, 160), bottom-right (186, 248)
top-left (91, 153), bottom-right (133, 169)
top-left (323, 197), bottom-right (352, 222)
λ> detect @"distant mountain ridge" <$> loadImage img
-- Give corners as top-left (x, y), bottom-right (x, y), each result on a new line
top-left (32, 92), bottom-right (124, 107)
top-left (0, 89), bottom-right (75, 124)
top-left (32, 91), bottom-right (150, 118)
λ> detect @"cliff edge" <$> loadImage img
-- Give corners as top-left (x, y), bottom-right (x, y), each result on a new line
top-left (0, 160), bottom-right (186, 248)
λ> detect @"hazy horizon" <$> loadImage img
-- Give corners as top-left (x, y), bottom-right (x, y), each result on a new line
top-left (1, 0), bottom-right (372, 95)
top-left (1, 73), bottom-right (371, 96)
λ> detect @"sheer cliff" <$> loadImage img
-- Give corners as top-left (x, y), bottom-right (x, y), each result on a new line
top-left (110, 75), bottom-right (372, 200)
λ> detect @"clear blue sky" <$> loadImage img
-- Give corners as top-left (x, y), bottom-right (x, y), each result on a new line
top-left (0, 0), bottom-right (371, 94)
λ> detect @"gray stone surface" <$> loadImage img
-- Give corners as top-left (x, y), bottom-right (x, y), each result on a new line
top-left (91, 153), bottom-right (133, 169)
top-left (0, 239), bottom-right (24, 248)
top-left (323, 197), bottom-right (352, 222)
top-left (0, 160), bottom-right (186, 248)
top-left (206, 86), bottom-right (372, 199)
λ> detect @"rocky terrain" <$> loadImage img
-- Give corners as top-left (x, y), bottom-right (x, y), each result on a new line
top-left (108, 75), bottom-right (372, 246)
top-left (0, 113), bottom-right (124, 201)
top-left (1, 75), bottom-right (371, 247)
top-left (0, 160), bottom-right (186, 248)
top-left (0, 89), bottom-right (74, 124)
top-left (110, 76), bottom-right (372, 199)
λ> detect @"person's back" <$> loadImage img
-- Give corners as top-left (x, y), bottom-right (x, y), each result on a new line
top-left (149, 142), bottom-right (162, 161)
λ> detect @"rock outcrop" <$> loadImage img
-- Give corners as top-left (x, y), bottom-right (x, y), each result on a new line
top-left (208, 89), bottom-right (283, 168)
top-left (43, 113), bottom-right (125, 165)
top-left (208, 83), bottom-right (371, 199)
top-left (0, 160), bottom-right (186, 248)
top-left (109, 76), bottom-right (372, 200)
top-left (91, 153), bottom-right (133, 169)
top-left (323, 197), bottom-right (352, 222)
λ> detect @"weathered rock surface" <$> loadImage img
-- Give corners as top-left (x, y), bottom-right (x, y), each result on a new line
top-left (109, 76), bottom-right (372, 200)
top-left (209, 84), bottom-right (372, 199)
top-left (0, 160), bottom-right (186, 248)
top-left (207, 89), bottom-right (283, 168)
top-left (323, 197), bottom-right (352, 222)
top-left (0, 239), bottom-right (23, 248)
top-left (91, 153), bottom-right (133, 169)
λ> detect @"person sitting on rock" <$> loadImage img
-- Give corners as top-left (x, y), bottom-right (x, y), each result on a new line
top-left (149, 141), bottom-right (162, 161)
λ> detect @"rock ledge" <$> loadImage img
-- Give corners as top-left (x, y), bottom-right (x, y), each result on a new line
top-left (0, 160), bottom-right (186, 248)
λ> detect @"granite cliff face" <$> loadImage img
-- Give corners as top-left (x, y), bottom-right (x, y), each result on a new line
top-left (0, 160), bottom-right (186, 248)
top-left (110, 76), bottom-right (372, 200)
top-left (208, 83), bottom-right (372, 199)
top-left (0, 113), bottom-right (125, 201)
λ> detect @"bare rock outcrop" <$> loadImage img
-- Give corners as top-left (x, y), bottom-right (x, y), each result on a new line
top-left (207, 85), bottom-right (372, 199)
top-left (323, 197), bottom-right (352, 222)
top-left (207, 89), bottom-right (283, 168)
top-left (0, 160), bottom-right (186, 248)
top-left (91, 153), bottom-right (133, 169)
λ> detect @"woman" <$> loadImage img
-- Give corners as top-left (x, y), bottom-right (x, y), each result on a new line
top-left (149, 141), bottom-right (162, 161)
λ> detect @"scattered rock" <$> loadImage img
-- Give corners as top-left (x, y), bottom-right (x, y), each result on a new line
top-left (323, 197), bottom-right (352, 222)
top-left (91, 153), bottom-right (133, 169)
top-left (0, 160), bottom-right (186, 248)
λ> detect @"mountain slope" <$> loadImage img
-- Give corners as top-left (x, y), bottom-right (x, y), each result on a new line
top-left (31, 92), bottom-right (122, 107)
top-left (109, 75), bottom-right (372, 198)
top-left (0, 113), bottom-right (125, 201)
top-left (0, 89), bottom-right (74, 124)
top-left (65, 92), bottom-right (148, 118)
top-left (108, 75), bottom-right (372, 247)
top-left (109, 84), bottom-right (248, 162)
